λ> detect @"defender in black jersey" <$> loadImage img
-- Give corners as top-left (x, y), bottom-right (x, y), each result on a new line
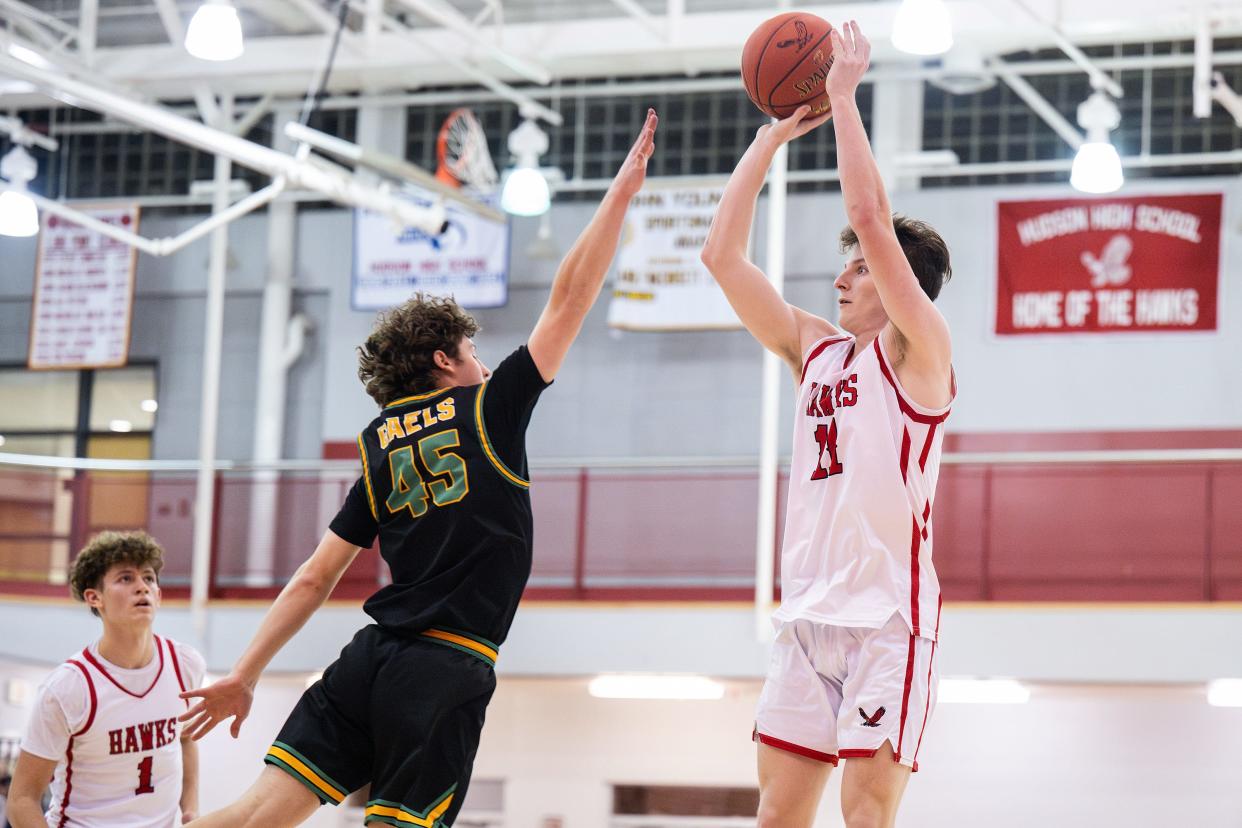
top-left (178, 109), bottom-right (658, 828)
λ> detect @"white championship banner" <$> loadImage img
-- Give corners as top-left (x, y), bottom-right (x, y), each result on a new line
top-left (28, 205), bottom-right (141, 370)
top-left (352, 189), bottom-right (509, 310)
top-left (607, 185), bottom-right (741, 331)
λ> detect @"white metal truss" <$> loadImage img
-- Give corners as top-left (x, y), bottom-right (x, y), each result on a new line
top-left (2, 0), bottom-right (1240, 101)
top-left (0, 35), bottom-right (449, 238)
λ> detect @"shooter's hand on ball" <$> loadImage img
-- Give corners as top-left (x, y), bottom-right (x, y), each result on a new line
top-left (758, 104), bottom-right (832, 146)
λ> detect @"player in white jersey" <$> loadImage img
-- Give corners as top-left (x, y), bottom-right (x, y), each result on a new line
top-left (702, 22), bottom-right (953, 828)
top-left (8, 531), bottom-right (205, 828)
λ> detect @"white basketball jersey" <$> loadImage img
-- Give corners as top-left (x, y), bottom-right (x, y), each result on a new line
top-left (773, 334), bottom-right (953, 640)
top-left (45, 636), bottom-right (189, 828)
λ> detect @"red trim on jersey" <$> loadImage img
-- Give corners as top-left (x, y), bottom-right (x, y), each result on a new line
top-left (899, 427), bottom-right (911, 484)
top-left (895, 634), bottom-right (916, 760)
top-left (58, 661), bottom-right (97, 828)
top-left (913, 639), bottom-right (938, 766)
top-left (799, 337), bottom-right (851, 386)
top-left (871, 338), bottom-right (950, 425)
top-left (163, 636), bottom-right (187, 696)
top-left (755, 732), bottom-right (839, 765)
top-left (66, 660), bottom-right (97, 736)
top-left (918, 421), bottom-right (938, 472)
top-left (81, 639), bottom-right (165, 699)
top-left (57, 737), bottom-right (76, 828)
top-left (909, 518), bottom-right (922, 636)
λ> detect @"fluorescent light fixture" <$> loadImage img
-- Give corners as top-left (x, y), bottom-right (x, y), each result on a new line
top-left (938, 678), bottom-right (1030, 704)
top-left (7, 43), bottom-right (51, 69)
top-left (500, 167), bottom-right (551, 217)
top-left (0, 80), bottom-right (37, 96)
top-left (588, 674), bottom-right (725, 701)
top-left (109, 419), bottom-right (133, 433)
top-left (1070, 141), bottom-right (1123, 194)
top-left (140, 399), bottom-right (159, 413)
top-left (185, 1), bottom-right (244, 62)
top-left (0, 145), bottom-right (39, 237)
top-left (0, 190), bottom-right (38, 237)
top-left (892, 0), bottom-right (954, 56)
top-left (501, 119), bottom-right (551, 216)
top-left (1208, 678), bottom-right (1242, 707)
top-left (1071, 91), bottom-right (1124, 194)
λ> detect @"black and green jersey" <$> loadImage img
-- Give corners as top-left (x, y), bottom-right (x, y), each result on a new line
top-left (330, 346), bottom-right (550, 648)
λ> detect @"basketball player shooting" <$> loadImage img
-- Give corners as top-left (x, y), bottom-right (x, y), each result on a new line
top-left (8, 532), bottom-right (206, 828)
top-left (701, 22), bottom-right (954, 828)
top-left (173, 109), bottom-right (657, 828)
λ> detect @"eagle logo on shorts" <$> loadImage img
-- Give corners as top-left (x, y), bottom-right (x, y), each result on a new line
top-left (859, 706), bottom-right (886, 727)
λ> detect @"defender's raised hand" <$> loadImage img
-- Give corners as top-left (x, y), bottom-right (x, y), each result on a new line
top-left (611, 108), bottom-right (658, 198)
top-left (827, 19), bottom-right (871, 100)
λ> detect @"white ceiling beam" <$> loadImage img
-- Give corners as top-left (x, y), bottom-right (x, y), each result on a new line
top-left (0, 0), bottom-right (78, 41)
top-left (284, 0), bottom-right (345, 33)
top-left (388, 0), bottom-right (552, 85)
top-left (3, 2), bottom-right (1241, 103)
top-left (991, 60), bottom-right (1084, 149)
top-left (605, 0), bottom-right (666, 40)
top-left (364, 0), bottom-right (382, 49)
top-left (232, 92), bottom-right (277, 136)
top-left (376, 11), bottom-right (562, 124)
top-left (78, 0), bottom-right (97, 66)
top-left (244, 0), bottom-right (322, 35)
top-left (0, 48), bottom-right (449, 233)
top-left (1007, 0), bottom-right (1125, 98)
top-left (151, 0), bottom-right (185, 44)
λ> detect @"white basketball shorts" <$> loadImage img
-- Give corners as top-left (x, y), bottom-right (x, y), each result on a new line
top-left (753, 612), bottom-right (938, 771)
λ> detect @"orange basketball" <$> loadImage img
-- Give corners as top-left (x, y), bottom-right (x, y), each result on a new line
top-left (741, 12), bottom-right (835, 120)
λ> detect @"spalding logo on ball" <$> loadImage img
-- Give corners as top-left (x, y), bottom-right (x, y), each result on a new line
top-left (741, 12), bottom-right (835, 119)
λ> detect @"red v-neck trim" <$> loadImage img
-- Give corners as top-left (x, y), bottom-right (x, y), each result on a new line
top-left (81, 636), bottom-right (165, 699)
top-left (842, 340), bottom-right (859, 369)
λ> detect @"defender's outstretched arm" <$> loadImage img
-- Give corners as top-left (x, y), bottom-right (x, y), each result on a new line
top-left (527, 109), bottom-right (658, 382)
top-left (177, 530), bottom-right (361, 741)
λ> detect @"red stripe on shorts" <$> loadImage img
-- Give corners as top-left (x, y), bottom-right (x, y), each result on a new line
top-left (755, 732), bottom-right (839, 766)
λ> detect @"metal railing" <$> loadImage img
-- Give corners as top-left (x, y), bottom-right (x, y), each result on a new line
top-left (1, 448), bottom-right (1239, 604)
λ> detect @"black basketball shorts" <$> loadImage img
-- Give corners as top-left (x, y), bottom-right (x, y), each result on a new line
top-left (264, 623), bottom-right (498, 826)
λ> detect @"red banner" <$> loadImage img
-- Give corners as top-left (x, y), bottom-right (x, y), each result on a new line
top-left (996, 194), bottom-right (1221, 334)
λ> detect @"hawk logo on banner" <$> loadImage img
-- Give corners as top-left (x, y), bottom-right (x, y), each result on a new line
top-left (353, 188), bottom-right (509, 310)
top-left (996, 194), bottom-right (1221, 334)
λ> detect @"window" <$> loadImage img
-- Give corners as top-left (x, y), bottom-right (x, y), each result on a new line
top-left (613, 784), bottom-right (759, 826)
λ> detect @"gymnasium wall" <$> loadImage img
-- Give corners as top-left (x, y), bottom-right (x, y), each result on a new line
top-left (1, 175), bottom-right (1237, 463)
top-left (2, 655), bottom-right (1240, 827)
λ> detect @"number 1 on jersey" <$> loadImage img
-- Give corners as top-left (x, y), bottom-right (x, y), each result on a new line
top-left (810, 419), bottom-right (844, 480)
top-left (135, 755), bottom-right (154, 795)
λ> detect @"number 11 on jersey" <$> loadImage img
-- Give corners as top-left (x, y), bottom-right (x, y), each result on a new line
top-left (810, 419), bottom-right (844, 479)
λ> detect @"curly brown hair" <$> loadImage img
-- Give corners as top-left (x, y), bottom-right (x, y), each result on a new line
top-left (357, 293), bottom-right (481, 405)
top-left (840, 214), bottom-right (953, 301)
top-left (69, 531), bottom-right (165, 617)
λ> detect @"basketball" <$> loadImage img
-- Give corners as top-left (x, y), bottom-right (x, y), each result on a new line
top-left (741, 12), bottom-right (835, 119)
